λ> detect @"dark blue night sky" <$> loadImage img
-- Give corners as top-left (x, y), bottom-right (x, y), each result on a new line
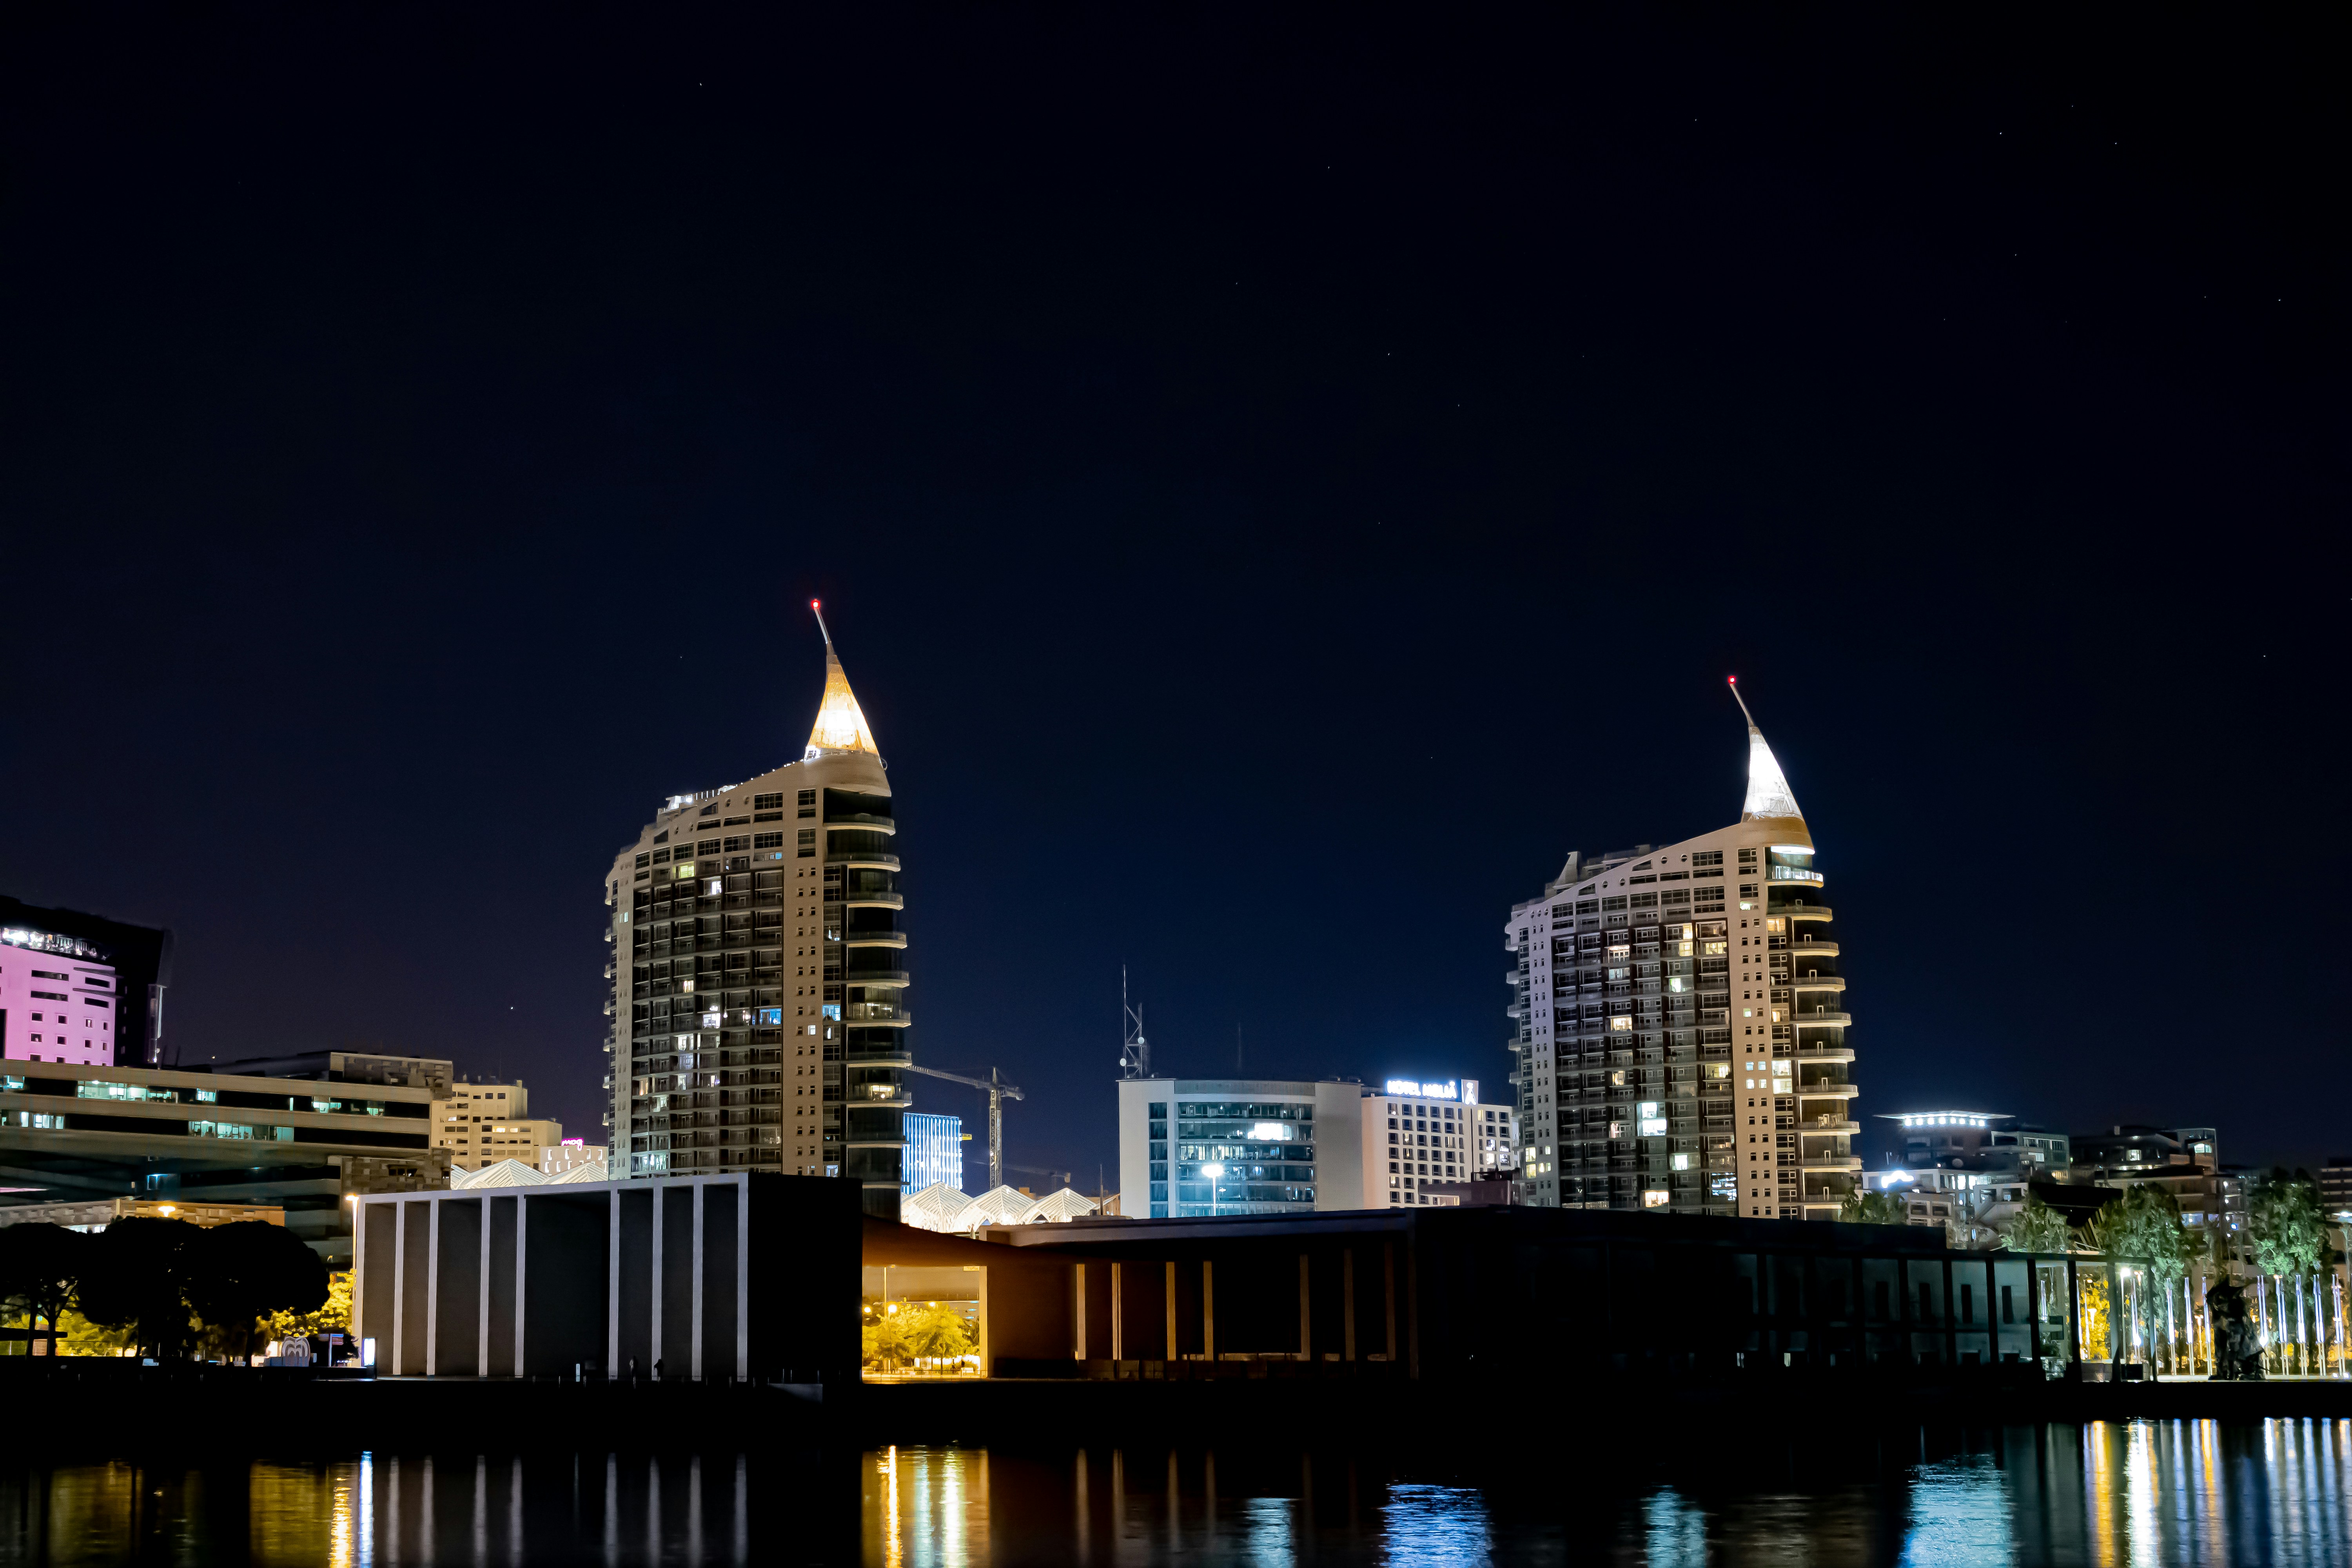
top-left (1, 4), bottom-right (2341, 1182)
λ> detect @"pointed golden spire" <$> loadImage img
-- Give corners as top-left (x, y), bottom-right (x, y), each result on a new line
top-left (804, 600), bottom-right (880, 759)
top-left (1728, 677), bottom-right (1809, 842)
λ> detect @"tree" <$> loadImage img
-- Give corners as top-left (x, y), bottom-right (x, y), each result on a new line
top-left (2245, 1169), bottom-right (2332, 1279)
top-left (904, 1302), bottom-right (975, 1368)
top-left (1838, 1189), bottom-right (1904, 1225)
top-left (74, 1218), bottom-right (203, 1361)
top-left (862, 1301), bottom-right (913, 1369)
top-left (263, 1271), bottom-right (351, 1346)
top-left (2088, 1187), bottom-right (2190, 1370)
top-left (184, 1222), bottom-right (329, 1365)
top-left (75, 1218), bottom-right (327, 1363)
top-left (0, 1224), bottom-right (87, 1354)
top-left (2001, 1194), bottom-right (2073, 1254)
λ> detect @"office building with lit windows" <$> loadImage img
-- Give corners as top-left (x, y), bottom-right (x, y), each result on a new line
top-left (901, 1111), bottom-right (965, 1196)
top-left (1503, 685), bottom-right (1857, 1220)
top-left (605, 606), bottom-right (911, 1218)
top-left (1360, 1078), bottom-right (1515, 1207)
top-left (1117, 1078), bottom-right (1367, 1218)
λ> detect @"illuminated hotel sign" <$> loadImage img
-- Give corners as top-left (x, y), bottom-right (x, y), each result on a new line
top-left (1385, 1078), bottom-right (1478, 1103)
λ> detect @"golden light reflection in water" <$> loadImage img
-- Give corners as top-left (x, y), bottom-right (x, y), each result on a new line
top-left (9, 1423), bottom-right (2352, 1566)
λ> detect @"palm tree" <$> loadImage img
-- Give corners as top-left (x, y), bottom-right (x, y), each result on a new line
top-left (1837, 1189), bottom-right (1904, 1225)
top-left (2088, 1187), bottom-right (2189, 1374)
top-left (2244, 1169), bottom-right (2334, 1375)
top-left (2002, 1194), bottom-right (2073, 1255)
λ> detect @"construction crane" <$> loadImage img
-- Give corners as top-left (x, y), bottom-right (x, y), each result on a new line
top-left (1004, 1163), bottom-right (1073, 1191)
top-left (901, 1063), bottom-right (1022, 1191)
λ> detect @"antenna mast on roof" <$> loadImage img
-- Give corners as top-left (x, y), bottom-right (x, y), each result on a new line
top-left (1728, 674), bottom-right (1759, 730)
top-left (1119, 966), bottom-right (1150, 1079)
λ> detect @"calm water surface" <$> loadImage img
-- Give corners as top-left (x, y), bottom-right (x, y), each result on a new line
top-left (3, 1421), bottom-right (2348, 1566)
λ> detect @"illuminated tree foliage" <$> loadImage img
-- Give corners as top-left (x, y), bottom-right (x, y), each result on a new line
top-left (1837, 1189), bottom-right (1904, 1225)
top-left (2001, 1194), bottom-right (2074, 1254)
top-left (2245, 1169), bottom-right (2333, 1279)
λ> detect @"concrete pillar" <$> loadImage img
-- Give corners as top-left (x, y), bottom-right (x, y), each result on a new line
top-left (691, 1180), bottom-right (706, 1379)
top-left (735, 1175), bottom-right (750, 1380)
top-left (1203, 1260), bottom-right (1216, 1361)
top-left (514, 1194), bottom-right (530, 1377)
top-left (1298, 1253), bottom-right (1311, 1360)
top-left (391, 1202), bottom-right (407, 1376)
top-left (425, 1201), bottom-right (442, 1376)
top-left (650, 1179), bottom-right (665, 1373)
top-left (1382, 1242), bottom-right (1397, 1362)
top-left (1343, 1249), bottom-right (1357, 1362)
top-left (608, 1187), bottom-right (623, 1377)
top-left (478, 1199), bottom-right (494, 1377)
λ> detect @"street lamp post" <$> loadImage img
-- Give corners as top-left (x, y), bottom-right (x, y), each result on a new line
top-left (1201, 1162), bottom-right (1225, 1218)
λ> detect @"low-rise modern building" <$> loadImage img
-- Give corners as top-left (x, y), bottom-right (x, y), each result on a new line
top-left (1875, 1111), bottom-right (2069, 1179)
top-left (0, 1054), bottom-right (450, 1263)
top-left (1117, 1078), bottom-right (1368, 1218)
top-left (432, 1079), bottom-right (561, 1171)
top-left (2065, 1124), bottom-right (2243, 1256)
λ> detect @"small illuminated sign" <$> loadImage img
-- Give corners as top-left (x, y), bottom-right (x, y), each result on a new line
top-left (1385, 1079), bottom-right (1458, 1100)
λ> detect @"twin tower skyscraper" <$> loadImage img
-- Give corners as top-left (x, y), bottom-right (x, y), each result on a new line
top-left (601, 604), bottom-right (911, 1217)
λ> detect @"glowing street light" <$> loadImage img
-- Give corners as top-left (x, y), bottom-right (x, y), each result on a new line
top-left (1200, 1162), bottom-right (1225, 1218)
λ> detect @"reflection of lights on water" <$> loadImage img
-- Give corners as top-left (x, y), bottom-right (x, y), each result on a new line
top-left (1381, 1483), bottom-right (1492, 1568)
top-left (355, 1452), bottom-right (373, 1568)
top-left (1895, 1454), bottom-right (2016, 1568)
top-left (1642, 1488), bottom-right (1707, 1568)
top-left (881, 1446), bottom-right (901, 1568)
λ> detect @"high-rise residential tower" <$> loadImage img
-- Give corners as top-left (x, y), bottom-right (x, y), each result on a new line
top-left (604, 606), bottom-right (911, 1218)
top-left (1503, 685), bottom-right (1856, 1220)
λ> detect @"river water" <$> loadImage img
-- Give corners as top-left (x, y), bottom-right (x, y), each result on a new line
top-left (3, 1420), bottom-right (2348, 1565)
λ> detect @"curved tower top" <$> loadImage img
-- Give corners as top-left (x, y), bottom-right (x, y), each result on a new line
top-left (1728, 679), bottom-right (1813, 851)
top-left (805, 601), bottom-right (881, 761)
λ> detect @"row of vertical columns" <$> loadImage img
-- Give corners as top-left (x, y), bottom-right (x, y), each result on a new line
top-left (360, 1179), bottom-right (741, 1381)
top-left (1071, 1241), bottom-right (1402, 1367)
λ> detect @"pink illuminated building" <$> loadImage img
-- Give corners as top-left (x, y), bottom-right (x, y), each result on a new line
top-left (0, 939), bottom-right (120, 1067)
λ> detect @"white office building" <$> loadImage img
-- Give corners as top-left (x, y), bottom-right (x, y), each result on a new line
top-left (1117, 1078), bottom-right (1367, 1219)
top-left (1359, 1078), bottom-right (1516, 1207)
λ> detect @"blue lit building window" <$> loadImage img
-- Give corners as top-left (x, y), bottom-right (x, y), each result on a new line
top-left (901, 1112), bottom-right (965, 1196)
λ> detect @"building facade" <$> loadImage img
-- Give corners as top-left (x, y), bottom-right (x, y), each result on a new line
top-left (1359, 1078), bottom-right (1515, 1207)
top-left (1, 897), bottom-right (174, 1068)
top-left (606, 607), bottom-right (910, 1217)
top-left (1504, 686), bottom-right (1857, 1220)
top-left (2066, 1124), bottom-right (2245, 1259)
top-left (1116, 1078), bottom-right (1367, 1218)
top-left (431, 1079), bottom-right (561, 1172)
top-left (902, 1111), bottom-right (965, 1195)
top-left (1875, 1111), bottom-right (2070, 1178)
top-left (0, 1054), bottom-right (449, 1263)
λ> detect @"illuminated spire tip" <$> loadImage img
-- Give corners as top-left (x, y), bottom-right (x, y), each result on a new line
top-left (804, 604), bottom-right (878, 759)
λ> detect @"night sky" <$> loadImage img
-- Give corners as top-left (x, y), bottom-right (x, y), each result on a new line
top-left (2, 4), bottom-right (2343, 1185)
